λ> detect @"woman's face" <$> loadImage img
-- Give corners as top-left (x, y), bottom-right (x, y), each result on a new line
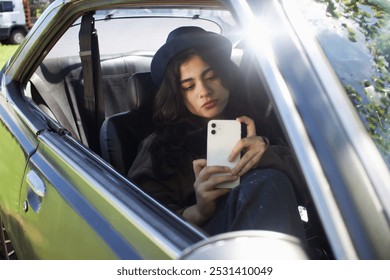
top-left (179, 55), bottom-right (230, 120)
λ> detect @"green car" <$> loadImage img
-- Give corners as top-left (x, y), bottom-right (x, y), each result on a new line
top-left (1, 0), bottom-right (389, 260)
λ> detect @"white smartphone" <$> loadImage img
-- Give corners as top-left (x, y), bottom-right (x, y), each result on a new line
top-left (207, 120), bottom-right (241, 189)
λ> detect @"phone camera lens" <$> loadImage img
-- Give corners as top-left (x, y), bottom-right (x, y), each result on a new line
top-left (211, 130), bottom-right (216, 135)
top-left (211, 123), bottom-right (216, 128)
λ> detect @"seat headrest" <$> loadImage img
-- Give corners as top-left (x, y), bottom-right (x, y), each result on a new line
top-left (127, 72), bottom-right (157, 111)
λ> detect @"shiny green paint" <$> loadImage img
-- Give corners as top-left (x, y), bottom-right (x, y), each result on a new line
top-left (1, 98), bottom-right (173, 259)
top-left (19, 166), bottom-right (118, 259)
top-left (0, 94), bottom-right (38, 256)
top-left (30, 134), bottom-right (174, 259)
top-left (0, 120), bottom-right (26, 244)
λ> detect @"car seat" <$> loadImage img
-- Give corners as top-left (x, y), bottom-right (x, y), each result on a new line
top-left (100, 72), bottom-right (157, 175)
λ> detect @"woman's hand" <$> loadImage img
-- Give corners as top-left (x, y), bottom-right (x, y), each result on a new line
top-left (183, 159), bottom-right (236, 225)
top-left (229, 116), bottom-right (268, 176)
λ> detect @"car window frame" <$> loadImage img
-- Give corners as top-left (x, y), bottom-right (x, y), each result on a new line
top-left (282, 0), bottom-right (390, 219)
top-left (230, 0), bottom-right (390, 259)
top-left (281, 0), bottom-right (390, 258)
top-left (4, 1), bottom-right (224, 258)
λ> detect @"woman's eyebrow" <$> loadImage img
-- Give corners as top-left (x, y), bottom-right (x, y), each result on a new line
top-left (180, 77), bottom-right (194, 84)
top-left (180, 67), bottom-right (213, 84)
top-left (202, 67), bottom-right (213, 77)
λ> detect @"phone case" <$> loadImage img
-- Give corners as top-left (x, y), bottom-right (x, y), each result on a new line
top-left (207, 120), bottom-right (241, 188)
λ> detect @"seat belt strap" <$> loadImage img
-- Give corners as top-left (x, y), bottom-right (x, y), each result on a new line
top-left (90, 17), bottom-right (105, 133)
top-left (79, 13), bottom-right (94, 148)
top-left (64, 77), bottom-right (88, 144)
top-left (30, 72), bottom-right (80, 140)
top-left (79, 12), bottom-right (104, 152)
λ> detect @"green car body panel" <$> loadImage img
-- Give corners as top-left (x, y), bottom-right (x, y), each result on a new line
top-left (0, 95), bottom-right (176, 259)
top-left (19, 132), bottom-right (173, 259)
top-left (0, 102), bottom-right (176, 259)
top-left (0, 93), bottom-right (35, 256)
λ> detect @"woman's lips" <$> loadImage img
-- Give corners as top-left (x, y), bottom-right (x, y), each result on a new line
top-left (202, 100), bottom-right (217, 109)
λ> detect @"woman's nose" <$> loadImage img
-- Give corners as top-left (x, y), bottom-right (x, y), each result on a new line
top-left (199, 81), bottom-right (212, 97)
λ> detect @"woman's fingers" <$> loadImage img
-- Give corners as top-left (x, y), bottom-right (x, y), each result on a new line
top-left (236, 115), bottom-right (256, 137)
top-left (228, 115), bottom-right (257, 162)
top-left (197, 185), bottom-right (230, 201)
top-left (199, 168), bottom-right (238, 189)
top-left (231, 136), bottom-right (267, 175)
top-left (193, 159), bottom-right (207, 177)
top-left (232, 149), bottom-right (262, 176)
top-left (194, 160), bottom-right (230, 179)
top-left (193, 164), bottom-right (233, 218)
top-left (194, 159), bottom-right (238, 188)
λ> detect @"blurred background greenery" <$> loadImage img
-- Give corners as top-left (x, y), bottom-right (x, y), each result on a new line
top-left (0, 45), bottom-right (18, 67)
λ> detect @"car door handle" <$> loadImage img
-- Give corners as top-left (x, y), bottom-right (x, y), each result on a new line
top-left (26, 170), bottom-right (46, 213)
top-left (27, 171), bottom-right (46, 198)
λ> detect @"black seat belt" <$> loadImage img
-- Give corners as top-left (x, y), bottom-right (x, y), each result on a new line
top-left (30, 72), bottom-right (80, 140)
top-left (79, 12), bottom-right (105, 152)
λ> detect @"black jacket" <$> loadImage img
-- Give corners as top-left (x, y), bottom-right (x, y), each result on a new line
top-left (128, 131), bottom-right (309, 214)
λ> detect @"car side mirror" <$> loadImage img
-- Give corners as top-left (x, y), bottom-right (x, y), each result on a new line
top-left (180, 230), bottom-right (309, 260)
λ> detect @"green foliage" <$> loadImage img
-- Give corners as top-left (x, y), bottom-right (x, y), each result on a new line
top-left (347, 27), bottom-right (358, 41)
top-left (321, 0), bottom-right (390, 162)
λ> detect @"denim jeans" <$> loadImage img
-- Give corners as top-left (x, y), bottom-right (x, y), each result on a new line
top-left (201, 168), bottom-right (307, 242)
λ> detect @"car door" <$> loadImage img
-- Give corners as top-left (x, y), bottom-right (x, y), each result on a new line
top-left (19, 130), bottom-right (125, 259)
top-left (4, 88), bottom-right (204, 259)
top-left (15, 102), bottom-right (205, 259)
top-left (1, 50), bottom-right (130, 260)
top-left (0, 76), bottom-right (38, 259)
top-left (0, 80), bottom-right (205, 259)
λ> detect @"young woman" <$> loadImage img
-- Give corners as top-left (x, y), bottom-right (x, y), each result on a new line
top-left (128, 26), bottom-right (307, 242)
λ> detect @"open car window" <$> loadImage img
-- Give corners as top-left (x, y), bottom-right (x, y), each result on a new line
top-left (34, 7), bottom-right (246, 148)
top-left (46, 8), bottom-right (240, 58)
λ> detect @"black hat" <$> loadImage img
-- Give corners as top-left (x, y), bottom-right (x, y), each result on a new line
top-left (151, 26), bottom-right (232, 87)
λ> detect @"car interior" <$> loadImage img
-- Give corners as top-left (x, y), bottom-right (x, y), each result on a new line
top-left (24, 9), bottom-right (334, 259)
